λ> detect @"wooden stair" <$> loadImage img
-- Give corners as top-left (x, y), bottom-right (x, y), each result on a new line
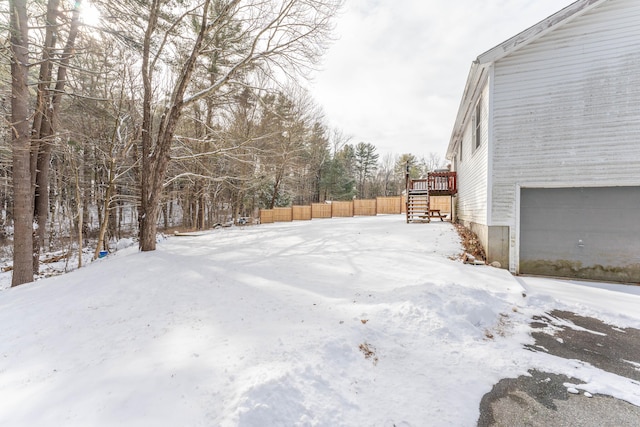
top-left (405, 170), bottom-right (457, 224)
top-left (406, 192), bottom-right (430, 223)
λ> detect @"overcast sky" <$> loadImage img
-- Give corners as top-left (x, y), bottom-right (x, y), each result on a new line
top-left (308, 0), bottom-right (577, 161)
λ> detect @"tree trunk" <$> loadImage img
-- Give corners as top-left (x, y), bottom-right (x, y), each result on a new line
top-left (162, 202), bottom-right (169, 230)
top-left (139, 191), bottom-right (162, 250)
top-left (94, 158), bottom-right (116, 259)
top-left (197, 191), bottom-right (205, 230)
top-left (75, 192), bottom-right (83, 269)
top-left (168, 198), bottom-right (173, 228)
top-left (10, 0), bottom-right (34, 286)
top-left (138, 0), bottom-right (162, 251)
top-left (32, 0), bottom-right (82, 272)
top-left (139, 0), bottom-right (212, 251)
top-left (270, 168), bottom-right (284, 209)
top-left (117, 199), bottom-right (123, 241)
top-left (70, 150), bottom-right (84, 269)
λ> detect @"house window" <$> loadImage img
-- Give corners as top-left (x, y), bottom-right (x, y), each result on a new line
top-left (473, 98), bottom-right (482, 150)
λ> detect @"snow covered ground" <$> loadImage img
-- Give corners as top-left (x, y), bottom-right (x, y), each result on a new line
top-left (0, 215), bottom-right (639, 426)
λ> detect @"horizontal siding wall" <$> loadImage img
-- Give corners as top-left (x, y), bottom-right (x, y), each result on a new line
top-left (491, 0), bottom-right (640, 225)
top-left (455, 85), bottom-right (489, 225)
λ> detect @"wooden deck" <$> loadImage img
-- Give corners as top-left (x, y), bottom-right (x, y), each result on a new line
top-left (408, 171), bottom-right (457, 196)
top-left (406, 171), bottom-right (456, 223)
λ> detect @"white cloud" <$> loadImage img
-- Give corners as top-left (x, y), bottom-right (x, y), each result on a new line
top-left (309, 0), bottom-right (576, 158)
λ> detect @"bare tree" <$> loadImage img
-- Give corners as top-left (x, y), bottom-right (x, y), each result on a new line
top-left (9, 0), bottom-right (32, 286)
top-left (259, 88), bottom-right (319, 208)
top-left (223, 87), bottom-right (263, 222)
top-left (299, 121), bottom-right (330, 204)
top-left (376, 153), bottom-right (398, 196)
top-left (31, 0), bottom-right (83, 272)
top-left (7, 0), bottom-right (83, 285)
top-left (424, 152), bottom-right (445, 172)
top-left (128, 0), bottom-right (342, 250)
top-left (6, 0), bottom-right (345, 271)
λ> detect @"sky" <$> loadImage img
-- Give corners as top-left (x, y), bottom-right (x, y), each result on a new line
top-left (309, 0), bottom-right (577, 160)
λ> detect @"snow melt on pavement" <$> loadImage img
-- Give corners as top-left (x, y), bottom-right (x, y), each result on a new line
top-left (0, 215), bottom-right (639, 426)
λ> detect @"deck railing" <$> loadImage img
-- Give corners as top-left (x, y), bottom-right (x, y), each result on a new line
top-left (409, 171), bottom-right (457, 195)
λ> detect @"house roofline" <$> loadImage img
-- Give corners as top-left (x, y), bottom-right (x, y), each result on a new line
top-left (445, 0), bottom-right (608, 161)
top-left (446, 61), bottom-right (488, 160)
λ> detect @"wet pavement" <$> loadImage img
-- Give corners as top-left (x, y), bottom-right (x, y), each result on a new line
top-left (478, 310), bottom-right (640, 426)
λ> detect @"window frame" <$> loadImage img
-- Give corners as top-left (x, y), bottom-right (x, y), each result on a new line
top-left (473, 98), bottom-right (482, 152)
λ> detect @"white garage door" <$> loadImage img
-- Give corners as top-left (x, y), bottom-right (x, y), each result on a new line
top-left (520, 186), bottom-right (640, 283)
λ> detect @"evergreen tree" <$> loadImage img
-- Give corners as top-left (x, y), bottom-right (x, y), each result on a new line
top-left (354, 142), bottom-right (379, 198)
top-left (320, 145), bottom-right (357, 201)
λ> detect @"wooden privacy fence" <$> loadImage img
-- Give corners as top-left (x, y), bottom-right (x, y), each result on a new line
top-left (260, 196), bottom-right (420, 223)
top-left (260, 209), bottom-right (274, 224)
top-left (292, 205), bottom-right (311, 221)
top-left (377, 196), bottom-right (403, 214)
top-left (311, 203), bottom-right (332, 218)
top-left (354, 199), bottom-right (376, 216)
top-left (430, 195), bottom-right (452, 213)
top-left (273, 207), bottom-right (293, 222)
top-left (331, 201), bottom-right (354, 217)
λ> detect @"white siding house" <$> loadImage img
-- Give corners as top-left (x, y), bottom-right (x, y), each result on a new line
top-left (446, 0), bottom-right (640, 283)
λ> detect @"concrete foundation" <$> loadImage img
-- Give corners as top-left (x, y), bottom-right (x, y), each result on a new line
top-left (460, 221), bottom-right (510, 269)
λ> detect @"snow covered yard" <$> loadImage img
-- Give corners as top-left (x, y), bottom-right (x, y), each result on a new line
top-left (0, 215), bottom-right (639, 426)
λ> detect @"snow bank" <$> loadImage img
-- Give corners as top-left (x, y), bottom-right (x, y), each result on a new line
top-left (0, 216), bottom-right (638, 426)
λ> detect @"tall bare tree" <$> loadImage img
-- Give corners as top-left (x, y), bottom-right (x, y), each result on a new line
top-left (6, 0), bottom-right (344, 273)
top-left (9, 0), bottom-right (32, 286)
top-left (130, 0), bottom-right (342, 250)
top-left (31, 0), bottom-right (83, 272)
top-left (7, 0), bottom-right (83, 285)
top-left (376, 153), bottom-right (398, 196)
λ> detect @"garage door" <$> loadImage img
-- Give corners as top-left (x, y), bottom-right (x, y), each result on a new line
top-left (520, 187), bottom-right (640, 283)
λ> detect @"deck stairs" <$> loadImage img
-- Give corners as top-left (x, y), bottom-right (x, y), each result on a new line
top-left (406, 185), bottom-right (431, 223)
top-left (405, 171), bottom-right (457, 224)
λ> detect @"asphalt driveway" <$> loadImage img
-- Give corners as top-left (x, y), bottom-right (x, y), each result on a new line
top-left (478, 310), bottom-right (640, 426)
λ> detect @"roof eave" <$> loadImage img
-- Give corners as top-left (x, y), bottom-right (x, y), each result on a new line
top-left (446, 61), bottom-right (489, 160)
top-left (477, 0), bottom-right (607, 65)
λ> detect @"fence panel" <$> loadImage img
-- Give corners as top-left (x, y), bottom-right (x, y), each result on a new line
top-left (311, 203), bottom-right (332, 218)
top-left (260, 209), bottom-right (274, 224)
top-left (331, 201), bottom-right (353, 217)
top-left (402, 196), bottom-right (407, 213)
top-left (430, 196), bottom-right (451, 213)
top-left (354, 199), bottom-right (377, 216)
top-left (376, 196), bottom-right (402, 214)
top-left (292, 205), bottom-right (312, 221)
top-left (265, 198), bottom-right (409, 223)
top-left (273, 207), bottom-right (293, 222)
